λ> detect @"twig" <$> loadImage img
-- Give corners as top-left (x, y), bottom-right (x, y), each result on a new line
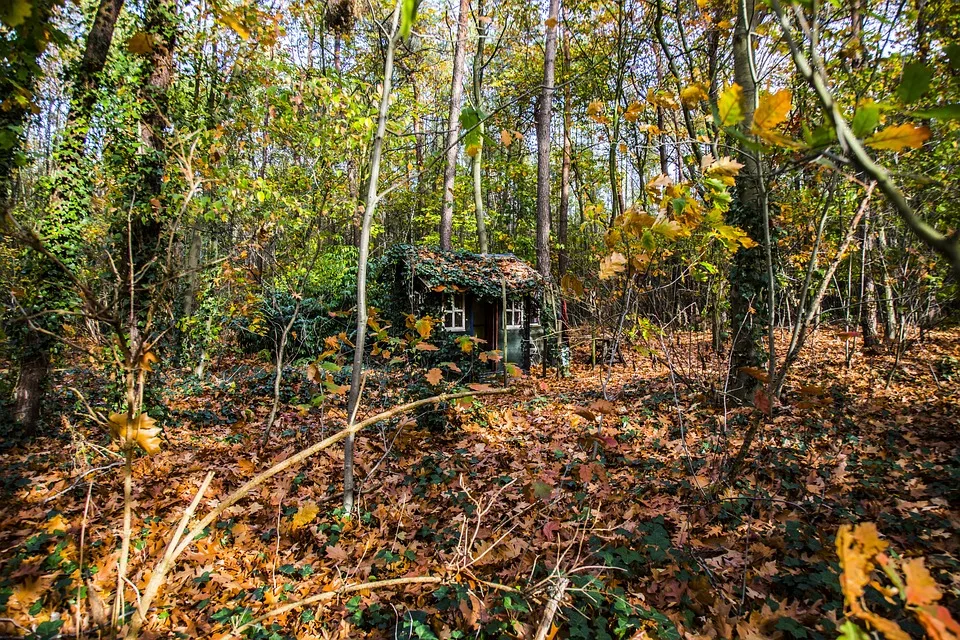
top-left (533, 576), bottom-right (569, 640)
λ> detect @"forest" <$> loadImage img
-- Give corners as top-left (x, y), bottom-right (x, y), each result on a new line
top-left (0, 0), bottom-right (959, 636)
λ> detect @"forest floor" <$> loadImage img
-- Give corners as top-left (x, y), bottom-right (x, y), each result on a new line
top-left (0, 326), bottom-right (958, 639)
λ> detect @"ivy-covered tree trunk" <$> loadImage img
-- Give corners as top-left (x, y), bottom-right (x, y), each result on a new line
top-left (7, 0), bottom-right (121, 433)
top-left (727, 0), bottom-right (769, 403)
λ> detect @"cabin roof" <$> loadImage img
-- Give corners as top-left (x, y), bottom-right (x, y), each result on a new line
top-left (384, 244), bottom-right (544, 299)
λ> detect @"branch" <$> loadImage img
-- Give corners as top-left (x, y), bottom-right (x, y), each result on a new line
top-left (769, 0), bottom-right (960, 279)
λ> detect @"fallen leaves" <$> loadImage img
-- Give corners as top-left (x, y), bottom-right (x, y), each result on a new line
top-left (291, 501), bottom-right (319, 530)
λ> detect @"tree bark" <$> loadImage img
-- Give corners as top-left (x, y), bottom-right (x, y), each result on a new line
top-left (12, 341), bottom-right (50, 433)
top-left (470, 1), bottom-right (489, 254)
top-left (557, 23), bottom-right (571, 279)
top-left (535, 0), bottom-right (560, 279)
top-left (727, 0), bottom-right (769, 403)
top-left (439, 0), bottom-right (470, 250)
top-left (859, 210), bottom-right (879, 347)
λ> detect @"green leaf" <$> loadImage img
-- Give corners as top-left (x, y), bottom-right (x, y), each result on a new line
top-left (911, 104), bottom-right (960, 120)
top-left (459, 106), bottom-right (484, 148)
top-left (0, 0), bottom-right (32, 28)
top-left (851, 102), bottom-right (880, 138)
top-left (400, 0), bottom-right (418, 41)
top-left (897, 62), bottom-right (932, 104)
top-left (717, 84), bottom-right (745, 127)
top-left (945, 44), bottom-right (960, 72)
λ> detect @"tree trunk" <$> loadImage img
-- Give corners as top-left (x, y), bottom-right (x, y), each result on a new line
top-left (344, 0), bottom-right (402, 516)
top-left (877, 224), bottom-right (898, 341)
top-left (470, 1), bottom-right (489, 253)
top-left (11, 0), bottom-right (125, 433)
top-left (557, 23), bottom-right (571, 279)
top-left (859, 210), bottom-right (879, 347)
top-left (727, 0), bottom-right (769, 403)
top-left (535, 0), bottom-right (559, 279)
top-left (183, 228), bottom-right (201, 317)
top-left (12, 340), bottom-right (50, 434)
top-left (439, 0), bottom-right (470, 250)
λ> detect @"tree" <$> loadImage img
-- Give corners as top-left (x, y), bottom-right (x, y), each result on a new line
top-left (726, 0), bottom-right (771, 403)
top-left (535, 0), bottom-right (560, 279)
top-left (439, 0), bottom-right (470, 250)
top-left (343, 0), bottom-right (404, 516)
top-left (8, 0), bottom-right (124, 431)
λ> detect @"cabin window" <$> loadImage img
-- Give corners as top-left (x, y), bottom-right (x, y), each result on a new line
top-left (444, 294), bottom-right (466, 331)
top-left (505, 299), bottom-right (524, 329)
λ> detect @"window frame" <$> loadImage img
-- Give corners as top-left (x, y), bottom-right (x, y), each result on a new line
top-left (443, 293), bottom-right (467, 332)
top-left (505, 299), bottom-right (524, 329)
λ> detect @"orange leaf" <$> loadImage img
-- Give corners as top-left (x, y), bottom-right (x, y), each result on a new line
top-left (425, 367), bottom-right (443, 386)
top-left (903, 558), bottom-right (941, 607)
top-left (866, 123), bottom-right (930, 151)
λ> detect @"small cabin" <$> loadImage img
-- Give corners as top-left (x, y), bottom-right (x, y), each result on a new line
top-left (381, 245), bottom-right (547, 370)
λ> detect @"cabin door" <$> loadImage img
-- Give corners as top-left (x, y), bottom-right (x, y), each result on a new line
top-left (471, 299), bottom-right (497, 352)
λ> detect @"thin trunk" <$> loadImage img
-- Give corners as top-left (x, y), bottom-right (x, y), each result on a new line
top-left (183, 228), bottom-right (201, 317)
top-left (12, 343), bottom-right (49, 433)
top-left (535, 0), bottom-right (560, 279)
top-left (558, 25), bottom-right (571, 279)
top-left (470, 1), bottom-right (489, 253)
top-left (343, 0), bottom-right (402, 516)
top-left (877, 225), bottom-right (898, 341)
top-left (439, 0), bottom-right (470, 250)
top-left (859, 210), bottom-right (879, 347)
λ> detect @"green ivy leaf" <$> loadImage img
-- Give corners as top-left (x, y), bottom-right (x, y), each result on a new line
top-left (897, 62), bottom-right (932, 104)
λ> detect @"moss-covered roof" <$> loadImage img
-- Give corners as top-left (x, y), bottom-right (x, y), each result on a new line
top-left (384, 244), bottom-right (544, 299)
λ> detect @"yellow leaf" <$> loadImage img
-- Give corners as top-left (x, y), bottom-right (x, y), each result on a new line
top-left (752, 89), bottom-right (792, 131)
top-left (218, 11), bottom-right (250, 40)
top-left (651, 220), bottom-right (687, 240)
top-left (126, 32), bottom-right (154, 55)
top-left (500, 129), bottom-right (513, 147)
top-left (717, 84), bottom-right (744, 127)
top-left (705, 155), bottom-right (744, 177)
top-left (598, 253), bottom-right (627, 280)
top-left (902, 558), bottom-right (941, 607)
top-left (623, 101), bottom-right (643, 122)
top-left (0, 0), bottom-right (31, 27)
top-left (465, 143), bottom-right (482, 157)
top-left (109, 412), bottom-right (162, 455)
top-left (45, 514), bottom-right (69, 534)
top-left (291, 502), bottom-right (319, 530)
top-left (545, 16), bottom-right (558, 28)
top-left (680, 83), bottom-right (709, 107)
top-left (141, 350), bottom-right (158, 372)
top-left (426, 367), bottom-right (443, 386)
top-left (866, 123), bottom-right (931, 151)
top-left (414, 317), bottom-right (434, 339)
